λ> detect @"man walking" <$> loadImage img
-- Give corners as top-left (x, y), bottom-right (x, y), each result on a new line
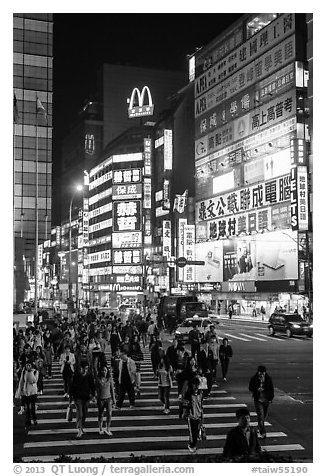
top-left (223, 407), bottom-right (261, 461)
top-left (116, 349), bottom-right (137, 409)
top-left (70, 361), bottom-right (95, 438)
top-left (249, 365), bottom-right (274, 439)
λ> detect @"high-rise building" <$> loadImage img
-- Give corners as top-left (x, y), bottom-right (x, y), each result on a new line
top-left (13, 13), bottom-right (53, 310)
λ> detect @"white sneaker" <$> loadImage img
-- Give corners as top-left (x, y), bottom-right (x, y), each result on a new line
top-left (18, 409), bottom-right (24, 415)
top-left (188, 444), bottom-right (196, 453)
top-left (99, 429), bottom-right (104, 435)
top-left (76, 429), bottom-right (83, 439)
top-left (104, 429), bottom-right (112, 436)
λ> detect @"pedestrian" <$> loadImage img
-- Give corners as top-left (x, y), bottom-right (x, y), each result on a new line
top-left (43, 341), bottom-right (53, 378)
top-left (110, 326), bottom-right (122, 355)
top-left (249, 365), bottom-right (274, 439)
top-left (120, 335), bottom-right (131, 355)
top-left (182, 376), bottom-right (204, 453)
top-left (129, 334), bottom-right (144, 398)
top-left (16, 361), bottom-right (39, 431)
top-left (96, 366), bottom-right (116, 436)
top-left (149, 335), bottom-right (164, 377)
top-left (60, 346), bottom-right (76, 398)
top-left (50, 323), bottom-right (62, 359)
top-left (222, 407), bottom-right (261, 462)
top-left (165, 338), bottom-right (179, 372)
top-left (177, 355), bottom-right (197, 419)
top-left (219, 337), bottom-right (233, 382)
top-left (157, 355), bottom-right (173, 414)
top-left (228, 304), bottom-right (233, 320)
top-left (138, 318), bottom-right (148, 347)
top-left (70, 361), bottom-right (96, 438)
top-left (208, 335), bottom-right (219, 385)
top-left (197, 341), bottom-right (215, 398)
top-left (116, 350), bottom-right (136, 409)
top-left (260, 305), bottom-right (266, 321)
top-left (13, 360), bottom-right (19, 407)
top-left (188, 321), bottom-right (201, 359)
top-left (34, 346), bottom-right (46, 395)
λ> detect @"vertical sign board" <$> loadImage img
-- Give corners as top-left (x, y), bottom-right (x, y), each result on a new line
top-left (163, 179), bottom-right (170, 210)
top-left (143, 178), bottom-right (152, 209)
top-left (162, 221), bottom-right (172, 258)
top-left (297, 166), bottom-right (309, 231)
top-left (164, 130), bottom-right (173, 171)
top-left (144, 138), bottom-right (152, 176)
top-left (83, 198), bottom-right (89, 247)
top-left (290, 167), bottom-right (298, 231)
top-left (177, 219), bottom-right (187, 282)
top-left (183, 224), bottom-right (196, 283)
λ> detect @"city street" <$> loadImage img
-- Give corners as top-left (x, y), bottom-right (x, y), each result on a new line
top-left (13, 317), bottom-right (312, 462)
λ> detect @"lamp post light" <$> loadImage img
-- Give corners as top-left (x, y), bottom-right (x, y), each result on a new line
top-left (68, 185), bottom-right (83, 318)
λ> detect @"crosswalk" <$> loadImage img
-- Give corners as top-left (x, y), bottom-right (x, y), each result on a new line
top-left (19, 349), bottom-right (305, 462)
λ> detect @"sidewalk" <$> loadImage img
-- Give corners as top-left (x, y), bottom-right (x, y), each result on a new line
top-left (209, 312), bottom-right (268, 323)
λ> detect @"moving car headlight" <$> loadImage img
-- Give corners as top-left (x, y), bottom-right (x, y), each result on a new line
top-left (175, 330), bottom-right (181, 335)
top-left (291, 324), bottom-right (300, 328)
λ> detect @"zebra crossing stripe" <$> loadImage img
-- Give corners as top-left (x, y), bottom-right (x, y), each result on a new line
top-left (21, 444), bottom-right (305, 462)
top-left (239, 333), bottom-right (267, 341)
top-left (223, 333), bottom-right (250, 342)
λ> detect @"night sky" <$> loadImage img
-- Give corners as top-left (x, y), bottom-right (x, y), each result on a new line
top-left (52, 13), bottom-right (242, 221)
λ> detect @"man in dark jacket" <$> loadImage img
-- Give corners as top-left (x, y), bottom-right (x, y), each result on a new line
top-left (188, 321), bottom-right (201, 359)
top-left (70, 361), bottom-right (95, 438)
top-left (249, 365), bottom-right (274, 439)
top-left (166, 338), bottom-right (179, 371)
top-left (223, 407), bottom-right (261, 461)
top-left (197, 341), bottom-right (215, 397)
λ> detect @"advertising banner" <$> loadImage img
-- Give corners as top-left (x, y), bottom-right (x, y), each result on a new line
top-left (195, 14), bottom-right (295, 98)
top-left (112, 265), bottom-right (142, 275)
top-left (195, 63), bottom-right (295, 139)
top-left (113, 168), bottom-right (141, 184)
top-left (297, 166), bottom-right (309, 231)
top-left (164, 130), bottom-right (173, 171)
top-left (88, 250), bottom-right (111, 264)
top-left (162, 220), bottom-right (172, 258)
top-left (197, 174), bottom-right (290, 223)
top-left (194, 241), bottom-right (223, 283)
top-left (256, 230), bottom-right (298, 280)
top-left (223, 236), bottom-right (256, 281)
top-left (144, 138), bottom-right (152, 176)
top-left (195, 34), bottom-right (296, 118)
top-left (112, 182), bottom-right (142, 200)
top-left (143, 178), bottom-right (152, 209)
top-left (113, 200), bottom-right (141, 232)
top-left (177, 218), bottom-right (187, 282)
top-left (183, 225), bottom-right (196, 283)
top-left (195, 89), bottom-right (296, 160)
top-left (163, 179), bottom-right (171, 210)
top-left (112, 231), bottom-right (142, 249)
top-left (112, 249), bottom-right (142, 265)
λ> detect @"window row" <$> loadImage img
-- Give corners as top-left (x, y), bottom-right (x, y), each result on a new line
top-left (14, 172), bottom-right (52, 186)
top-left (14, 64), bottom-right (51, 80)
top-left (14, 112), bottom-right (53, 127)
top-left (14, 40), bottom-right (53, 57)
top-left (14, 125), bottom-right (52, 139)
top-left (14, 88), bottom-right (52, 103)
top-left (13, 17), bottom-right (53, 33)
top-left (14, 29), bottom-right (53, 46)
top-left (14, 159), bottom-right (51, 173)
top-left (14, 196), bottom-right (50, 209)
top-left (14, 75), bottom-right (53, 92)
top-left (14, 137), bottom-right (52, 151)
top-left (14, 13), bottom-right (53, 22)
top-left (14, 52), bottom-right (53, 68)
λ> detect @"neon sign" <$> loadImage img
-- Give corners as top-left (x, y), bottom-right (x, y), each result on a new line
top-left (128, 86), bottom-right (154, 118)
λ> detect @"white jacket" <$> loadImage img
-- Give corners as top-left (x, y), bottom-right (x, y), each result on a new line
top-left (118, 357), bottom-right (136, 384)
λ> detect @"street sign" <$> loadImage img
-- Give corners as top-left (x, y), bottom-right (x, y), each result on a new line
top-left (175, 257), bottom-right (187, 268)
top-left (187, 260), bottom-right (205, 265)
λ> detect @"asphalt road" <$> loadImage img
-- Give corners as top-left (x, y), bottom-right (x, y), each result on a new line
top-left (164, 317), bottom-right (313, 460)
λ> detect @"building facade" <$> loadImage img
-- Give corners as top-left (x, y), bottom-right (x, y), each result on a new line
top-left (13, 13), bottom-right (53, 310)
top-left (193, 13), bottom-right (312, 316)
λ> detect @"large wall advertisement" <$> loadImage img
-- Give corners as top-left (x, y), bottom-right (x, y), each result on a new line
top-left (195, 35), bottom-right (296, 119)
top-left (195, 230), bottom-right (298, 283)
top-left (195, 63), bottom-right (295, 139)
top-left (195, 89), bottom-right (296, 160)
top-left (113, 200), bottom-right (141, 232)
top-left (195, 14), bottom-right (295, 99)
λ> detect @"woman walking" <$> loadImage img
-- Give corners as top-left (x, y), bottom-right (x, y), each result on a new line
top-left (150, 335), bottom-right (164, 377)
top-left (59, 345), bottom-right (76, 398)
top-left (129, 334), bottom-right (144, 397)
top-left (219, 337), bottom-right (233, 382)
top-left (157, 355), bottom-right (173, 414)
top-left (16, 361), bottom-right (39, 431)
top-left (96, 366), bottom-right (116, 435)
top-left (34, 346), bottom-right (46, 395)
top-left (110, 326), bottom-right (122, 355)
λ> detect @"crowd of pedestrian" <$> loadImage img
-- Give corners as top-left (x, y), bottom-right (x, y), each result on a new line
top-left (13, 307), bottom-right (274, 459)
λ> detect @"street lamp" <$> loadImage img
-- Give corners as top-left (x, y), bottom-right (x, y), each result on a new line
top-left (68, 185), bottom-right (83, 318)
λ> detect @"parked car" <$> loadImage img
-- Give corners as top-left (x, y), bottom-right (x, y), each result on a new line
top-left (268, 312), bottom-right (313, 338)
top-left (175, 317), bottom-right (213, 343)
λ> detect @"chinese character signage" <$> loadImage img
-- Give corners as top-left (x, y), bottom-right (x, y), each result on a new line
top-left (112, 231), bottom-right (142, 249)
top-left (143, 178), bottom-right (152, 209)
top-left (113, 168), bottom-right (141, 184)
top-left (85, 134), bottom-right (95, 155)
top-left (195, 14), bottom-right (295, 99)
top-left (112, 183), bottom-right (142, 200)
top-left (195, 35), bottom-right (296, 118)
top-left (177, 219), bottom-right (187, 282)
top-left (291, 166), bottom-right (308, 231)
top-left (163, 179), bottom-right (170, 210)
top-left (162, 221), bottom-right (172, 258)
top-left (113, 200), bottom-right (141, 232)
top-left (195, 63), bottom-right (295, 139)
top-left (183, 225), bottom-right (196, 283)
top-left (144, 138), bottom-right (152, 176)
top-left (164, 130), bottom-right (173, 170)
top-left (112, 265), bottom-right (143, 275)
top-left (112, 249), bottom-right (142, 265)
top-left (195, 90), bottom-right (296, 160)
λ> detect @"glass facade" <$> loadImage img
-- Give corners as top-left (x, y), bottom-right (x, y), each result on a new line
top-left (13, 13), bottom-right (53, 308)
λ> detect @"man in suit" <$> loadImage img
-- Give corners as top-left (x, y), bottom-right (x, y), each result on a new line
top-left (223, 407), bottom-right (261, 461)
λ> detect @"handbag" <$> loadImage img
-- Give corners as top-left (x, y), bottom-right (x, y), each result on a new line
top-left (198, 376), bottom-right (207, 390)
top-left (66, 403), bottom-right (73, 422)
top-left (199, 422), bottom-right (207, 440)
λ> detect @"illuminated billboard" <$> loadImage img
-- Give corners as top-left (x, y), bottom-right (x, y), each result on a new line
top-left (113, 200), bottom-right (141, 232)
top-left (128, 86), bottom-right (154, 118)
top-left (112, 231), bottom-right (142, 249)
top-left (195, 241), bottom-right (223, 283)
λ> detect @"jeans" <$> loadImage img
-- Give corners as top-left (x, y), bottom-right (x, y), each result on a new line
top-left (254, 400), bottom-right (269, 436)
top-left (97, 398), bottom-right (112, 427)
top-left (74, 398), bottom-right (89, 429)
top-left (158, 386), bottom-right (170, 409)
top-left (63, 374), bottom-right (73, 395)
top-left (117, 380), bottom-right (135, 407)
top-left (220, 358), bottom-right (229, 379)
top-left (187, 417), bottom-right (200, 448)
top-left (24, 394), bottom-right (37, 427)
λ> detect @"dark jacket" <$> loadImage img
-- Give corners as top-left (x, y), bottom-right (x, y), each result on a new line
top-left (70, 372), bottom-right (95, 401)
top-left (166, 345), bottom-right (178, 370)
top-left (249, 373), bottom-right (274, 402)
top-left (219, 344), bottom-right (233, 360)
top-left (223, 426), bottom-right (261, 461)
top-left (197, 348), bottom-right (215, 373)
